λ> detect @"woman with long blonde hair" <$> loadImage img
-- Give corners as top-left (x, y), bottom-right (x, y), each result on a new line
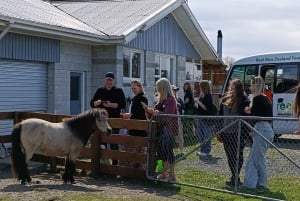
top-left (143, 78), bottom-right (178, 182)
top-left (243, 76), bottom-right (273, 189)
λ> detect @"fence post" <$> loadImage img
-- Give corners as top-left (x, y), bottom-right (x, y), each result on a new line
top-left (90, 131), bottom-right (100, 177)
top-left (147, 120), bottom-right (157, 177)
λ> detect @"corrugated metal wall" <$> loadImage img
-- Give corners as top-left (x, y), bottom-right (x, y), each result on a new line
top-left (126, 14), bottom-right (199, 58)
top-left (0, 59), bottom-right (47, 135)
top-left (0, 32), bottom-right (60, 62)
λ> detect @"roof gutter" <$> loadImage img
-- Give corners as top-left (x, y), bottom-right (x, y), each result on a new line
top-left (0, 20), bottom-right (13, 40)
top-left (0, 16), bottom-right (124, 44)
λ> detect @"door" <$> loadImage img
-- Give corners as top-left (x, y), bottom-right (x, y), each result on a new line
top-left (70, 72), bottom-right (84, 115)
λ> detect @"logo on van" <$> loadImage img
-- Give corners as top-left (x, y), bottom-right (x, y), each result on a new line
top-left (277, 102), bottom-right (292, 115)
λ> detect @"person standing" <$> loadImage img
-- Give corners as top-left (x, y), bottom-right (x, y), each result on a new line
top-left (90, 72), bottom-right (126, 165)
top-left (172, 84), bottom-right (185, 157)
top-left (219, 79), bottom-right (250, 186)
top-left (126, 80), bottom-right (148, 136)
top-left (143, 78), bottom-right (178, 182)
top-left (194, 80), bottom-right (213, 157)
top-left (121, 80), bottom-right (148, 168)
top-left (243, 76), bottom-right (274, 189)
top-left (183, 82), bottom-right (195, 138)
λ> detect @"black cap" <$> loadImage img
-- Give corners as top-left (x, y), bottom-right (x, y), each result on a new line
top-left (105, 72), bottom-right (114, 79)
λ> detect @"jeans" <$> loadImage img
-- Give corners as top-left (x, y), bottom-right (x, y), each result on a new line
top-left (244, 122), bottom-right (274, 188)
top-left (221, 133), bottom-right (245, 181)
top-left (196, 119), bottom-right (211, 154)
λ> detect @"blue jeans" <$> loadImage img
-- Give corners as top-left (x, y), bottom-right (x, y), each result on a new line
top-left (244, 122), bottom-right (274, 188)
top-left (196, 120), bottom-right (212, 154)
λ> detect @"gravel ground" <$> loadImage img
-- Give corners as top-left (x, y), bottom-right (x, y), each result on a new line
top-left (0, 163), bottom-right (176, 201)
top-left (1, 138), bottom-right (299, 201)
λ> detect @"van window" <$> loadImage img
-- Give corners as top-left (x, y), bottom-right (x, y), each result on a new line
top-left (275, 64), bottom-right (299, 93)
top-left (230, 65), bottom-right (257, 94)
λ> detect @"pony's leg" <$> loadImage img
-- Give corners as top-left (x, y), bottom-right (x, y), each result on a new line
top-left (63, 157), bottom-right (76, 184)
top-left (18, 149), bottom-right (35, 184)
top-left (62, 158), bottom-right (70, 183)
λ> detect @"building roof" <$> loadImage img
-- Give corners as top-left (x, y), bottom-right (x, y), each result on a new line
top-left (0, 0), bottom-right (223, 64)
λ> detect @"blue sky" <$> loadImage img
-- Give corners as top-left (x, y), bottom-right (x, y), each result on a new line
top-left (188, 0), bottom-right (300, 60)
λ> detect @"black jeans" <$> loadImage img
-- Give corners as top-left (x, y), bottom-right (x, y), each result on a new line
top-left (221, 133), bottom-right (245, 181)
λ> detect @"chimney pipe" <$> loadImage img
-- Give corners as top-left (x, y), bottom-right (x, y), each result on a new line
top-left (217, 30), bottom-right (223, 59)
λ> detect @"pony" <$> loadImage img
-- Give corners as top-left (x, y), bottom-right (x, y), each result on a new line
top-left (11, 108), bottom-right (111, 184)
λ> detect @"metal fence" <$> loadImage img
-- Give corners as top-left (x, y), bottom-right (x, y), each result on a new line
top-left (146, 114), bottom-right (300, 201)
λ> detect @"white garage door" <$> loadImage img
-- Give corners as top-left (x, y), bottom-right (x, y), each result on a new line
top-left (0, 59), bottom-right (47, 136)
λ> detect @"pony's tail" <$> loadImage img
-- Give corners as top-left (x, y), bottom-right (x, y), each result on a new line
top-left (10, 124), bottom-right (25, 179)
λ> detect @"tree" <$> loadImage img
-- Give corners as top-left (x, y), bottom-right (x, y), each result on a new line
top-left (223, 56), bottom-right (236, 70)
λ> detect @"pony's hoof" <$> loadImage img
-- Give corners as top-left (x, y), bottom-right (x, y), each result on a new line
top-left (21, 181), bottom-right (30, 186)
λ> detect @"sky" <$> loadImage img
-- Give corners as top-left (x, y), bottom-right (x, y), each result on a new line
top-left (187, 0), bottom-right (300, 61)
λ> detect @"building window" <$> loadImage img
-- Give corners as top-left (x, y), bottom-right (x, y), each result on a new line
top-left (185, 61), bottom-right (202, 81)
top-left (154, 54), bottom-right (175, 83)
top-left (123, 48), bottom-right (143, 82)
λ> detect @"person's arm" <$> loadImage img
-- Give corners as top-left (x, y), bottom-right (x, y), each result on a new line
top-left (294, 118), bottom-right (300, 134)
top-left (90, 88), bottom-right (102, 108)
top-left (103, 88), bottom-right (126, 109)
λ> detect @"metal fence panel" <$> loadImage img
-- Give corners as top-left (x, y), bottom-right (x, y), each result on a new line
top-left (146, 114), bottom-right (300, 200)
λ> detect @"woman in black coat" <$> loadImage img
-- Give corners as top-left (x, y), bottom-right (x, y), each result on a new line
top-left (126, 80), bottom-right (148, 136)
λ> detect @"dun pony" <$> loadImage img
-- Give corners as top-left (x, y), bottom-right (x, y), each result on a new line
top-left (11, 108), bottom-right (111, 184)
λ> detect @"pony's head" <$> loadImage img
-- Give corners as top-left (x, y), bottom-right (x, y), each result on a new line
top-left (94, 109), bottom-right (112, 135)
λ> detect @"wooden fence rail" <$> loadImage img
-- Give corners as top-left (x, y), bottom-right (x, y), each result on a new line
top-left (0, 111), bottom-right (157, 180)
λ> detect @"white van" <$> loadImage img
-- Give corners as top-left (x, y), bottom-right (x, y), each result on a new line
top-left (222, 51), bottom-right (300, 135)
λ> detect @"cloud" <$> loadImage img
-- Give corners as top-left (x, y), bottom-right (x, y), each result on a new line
top-left (188, 0), bottom-right (300, 59)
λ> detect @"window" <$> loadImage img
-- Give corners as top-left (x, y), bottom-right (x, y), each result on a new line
top-left (275, 64), bottom-right (299, 93)
top-left (154, 54), bottom-right (175, 83)
top-left (230, 65), bottom-right (257, 94)
top-left (123, 48), bottom-right (144, 82)
top-left (185, 61), bottom-right (202, 81)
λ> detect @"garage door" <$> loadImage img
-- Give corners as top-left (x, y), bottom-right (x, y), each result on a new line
top-left (0, 59), bottom-right (47, 136)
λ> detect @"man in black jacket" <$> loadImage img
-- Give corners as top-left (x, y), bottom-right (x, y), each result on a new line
top-left (90, 72), bottom-right (126, 165)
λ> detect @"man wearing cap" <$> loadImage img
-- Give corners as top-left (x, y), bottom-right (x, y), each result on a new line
top-left (90, 72), bottom-right (126, 165)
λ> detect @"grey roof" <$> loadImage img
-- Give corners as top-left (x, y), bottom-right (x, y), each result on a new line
top-left (0, 0), bottom-right (222, 64)
top-left (53, 0), bottom-right (176, 36)
top-left (0, 0), bottom-right (104, 36)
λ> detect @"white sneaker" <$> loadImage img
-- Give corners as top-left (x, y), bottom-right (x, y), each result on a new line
top-left (197, 152), bottom-right (208, 157)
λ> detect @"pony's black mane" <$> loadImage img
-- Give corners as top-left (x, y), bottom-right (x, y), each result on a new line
top-left (64, 109), bottom-right (99, 145)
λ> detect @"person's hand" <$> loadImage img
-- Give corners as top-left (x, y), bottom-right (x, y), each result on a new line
top-left (294, 130), bottom-right (300, 135)
top-left (244, 106), bottom-right (251, 114)
top-left (122, 113), bottom-right (132, 119)
top-left (94, 99), bottom-right (102, 107)
top-left (102, 101), bottom-right (111, 108)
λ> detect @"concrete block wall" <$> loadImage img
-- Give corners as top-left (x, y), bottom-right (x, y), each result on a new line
top-left (48, 41), bottom-right (92, 114)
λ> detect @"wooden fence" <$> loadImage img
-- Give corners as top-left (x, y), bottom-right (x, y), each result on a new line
top-left (0, 111), bottom-right (157, 179)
